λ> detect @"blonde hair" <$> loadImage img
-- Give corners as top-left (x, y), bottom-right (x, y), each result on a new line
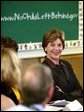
top-left (1, 48), bottom-right (22, 88)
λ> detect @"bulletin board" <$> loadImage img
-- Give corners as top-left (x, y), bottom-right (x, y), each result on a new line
top-left (1, 1), bottom-right (78, 44)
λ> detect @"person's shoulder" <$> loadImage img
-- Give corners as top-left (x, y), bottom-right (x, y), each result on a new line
top-left (1, 94), bottom-right (15, 111)
top-left (41, 61), bottom-right (51, 69)
top-left (41, 59), bottom-right (48, 65)
top-left (60, 59), bottom-right (71, 66)
top-left (6, 105), bottom-right (35, 111)
top-left (41, 61), bottom-right (47, 65)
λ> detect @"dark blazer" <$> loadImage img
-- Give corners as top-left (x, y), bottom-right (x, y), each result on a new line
top-left (42, 57), bottom-right (83, 102)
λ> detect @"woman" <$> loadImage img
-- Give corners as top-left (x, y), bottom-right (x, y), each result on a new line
top-left (1, 48), bottom-right (23, 105)
top-left (42, 29), bottom-right (83, 102)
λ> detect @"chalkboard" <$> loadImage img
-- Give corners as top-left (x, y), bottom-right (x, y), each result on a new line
top-left (1, 1), bottom-right (78, 44)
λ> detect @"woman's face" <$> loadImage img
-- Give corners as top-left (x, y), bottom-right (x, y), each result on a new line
top-left (45, 38), bottom-right (63, 60)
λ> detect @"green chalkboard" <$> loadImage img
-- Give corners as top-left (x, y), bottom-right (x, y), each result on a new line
top-left (1, 1), bottom-right (78, 44)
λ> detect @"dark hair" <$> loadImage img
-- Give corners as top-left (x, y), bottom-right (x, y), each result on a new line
top-left (1, 36), bottom-right (18, 52)
top-left (42, 29), bottom-right (65, 53)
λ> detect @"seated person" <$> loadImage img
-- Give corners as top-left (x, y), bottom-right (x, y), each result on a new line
top-left (6, 64), bottom-right (54, 111)
top-left (1, 48), bottom-right (23, 105)
top-left (41, 29), bottom-right (83, 102)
